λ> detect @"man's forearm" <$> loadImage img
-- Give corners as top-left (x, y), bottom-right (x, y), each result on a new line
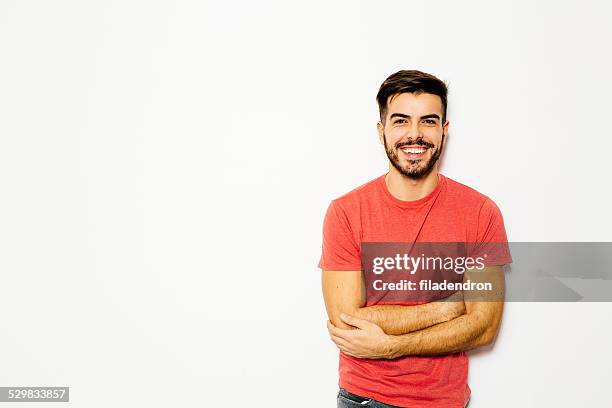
top-left (352, 293), bottom-right (465, 335)
top-left (326, 267), bottom-right (506, 360)
top-left (387, 302), bottom-right (503, 357)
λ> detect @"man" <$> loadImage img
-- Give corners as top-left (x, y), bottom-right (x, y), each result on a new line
top-left (318, 70), bottom-right (511, 408)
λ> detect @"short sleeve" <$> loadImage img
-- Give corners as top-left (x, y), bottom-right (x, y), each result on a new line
top-left (470, 198), bottom-right (513, 266)
top-left (317, 200), bottom-right (361, 271)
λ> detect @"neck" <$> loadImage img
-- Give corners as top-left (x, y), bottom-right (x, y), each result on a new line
top-left (385, 165), bottom-right (440, 202)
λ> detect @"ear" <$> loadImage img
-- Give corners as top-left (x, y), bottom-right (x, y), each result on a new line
top-left (441, 120), bottom-right (450, 153)
top-left (443, 119), bottom-right (450, 138)
top-left (377, 121), bottom-right (385, 145)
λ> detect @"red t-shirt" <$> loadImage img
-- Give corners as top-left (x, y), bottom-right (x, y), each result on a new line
top-left (318, 172), bottom-right (512, 408)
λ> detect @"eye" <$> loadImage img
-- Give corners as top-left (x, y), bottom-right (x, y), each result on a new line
top-left (395, 119), bottom-right (406, 124)
top-left (423, 119), bottom-right (436, 125)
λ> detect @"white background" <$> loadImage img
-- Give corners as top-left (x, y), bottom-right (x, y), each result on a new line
top-left (1, 1), bottom-right (611, 407)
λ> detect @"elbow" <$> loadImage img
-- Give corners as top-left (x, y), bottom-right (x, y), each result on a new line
top-left (476, 330), bottom-right (496, 347)
top-left (470, 303), bottom-right (503, 347)
top-left (475, 320), bottom-right (501, 347)
top-left (329, 305), bottom-right (360, 329)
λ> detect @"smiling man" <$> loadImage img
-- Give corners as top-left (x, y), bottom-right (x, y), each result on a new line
top-left (318, 70), bottom-right (512, 408)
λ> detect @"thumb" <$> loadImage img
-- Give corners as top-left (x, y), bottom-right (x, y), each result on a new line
top-left (340, 313), bottom-right (370, 329)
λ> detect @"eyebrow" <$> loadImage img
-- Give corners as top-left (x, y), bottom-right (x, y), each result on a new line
top-left (389, 113), bottom-right (441, 121)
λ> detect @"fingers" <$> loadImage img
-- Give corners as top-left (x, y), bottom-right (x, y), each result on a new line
top-left (329, 333), bottom-right (349, 349)
top-left (326, 323), bottom-right (353, 353)
top-left (339, 313), bottom-right (370, 329)
top-left (330, 334), bottom-right (359, 357)
top-left (327, 320), bottom-right (352, 340)
top-left (340, 349), bottom-right (359, 358)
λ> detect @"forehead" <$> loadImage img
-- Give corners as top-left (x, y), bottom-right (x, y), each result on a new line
top-left (386, 92), bottom-right (443, 117)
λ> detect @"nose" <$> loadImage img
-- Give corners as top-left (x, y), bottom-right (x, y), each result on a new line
top-left (399, 122), bottom-right (424, 143)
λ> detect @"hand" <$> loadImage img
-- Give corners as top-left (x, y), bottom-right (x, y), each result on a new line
top-left (327, 314), bottom-right (397, 359)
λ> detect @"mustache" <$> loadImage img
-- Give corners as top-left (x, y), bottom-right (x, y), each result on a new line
top-left (395, 139), bottom-right (435, 149)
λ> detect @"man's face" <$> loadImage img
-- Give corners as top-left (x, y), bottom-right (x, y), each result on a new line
top-left (377, 92), bottom-right (448, 179)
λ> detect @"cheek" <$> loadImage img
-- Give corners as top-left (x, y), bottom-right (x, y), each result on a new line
top-left (385, 136), bottom-right (402, 147)
top-left (428, 129), bottom-right (444, 139)
top-left (425, 133), bottom-right (443, 146)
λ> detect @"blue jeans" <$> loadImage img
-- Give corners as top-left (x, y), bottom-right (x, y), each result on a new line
top-left (337, 388), bottom-right (471, 408)
top-left (336, 388), bottom-right (400, 408)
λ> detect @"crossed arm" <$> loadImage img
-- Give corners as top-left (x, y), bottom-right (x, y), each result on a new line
top-left (322, 266), bottom-right (505, 359)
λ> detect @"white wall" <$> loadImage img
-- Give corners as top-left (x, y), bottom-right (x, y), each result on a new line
top-left (1, 1), bottom-right (611, 407)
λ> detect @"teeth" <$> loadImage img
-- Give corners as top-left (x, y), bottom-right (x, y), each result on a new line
top-left (401, 148), bottom-right (426, 154)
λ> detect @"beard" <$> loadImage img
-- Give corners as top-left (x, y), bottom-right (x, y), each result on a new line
top-left (383, 131), bottom-right (445, 179)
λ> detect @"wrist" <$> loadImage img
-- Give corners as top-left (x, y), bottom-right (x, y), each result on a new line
top-left (385, 334), bottom-right (401, 359)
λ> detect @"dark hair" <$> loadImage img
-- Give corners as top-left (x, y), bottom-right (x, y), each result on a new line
top-left (376, 70), bottom-right (448, 125)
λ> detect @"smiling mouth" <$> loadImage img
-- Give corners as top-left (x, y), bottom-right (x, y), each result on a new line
top-left (399, 145), bottom-right (429, 158)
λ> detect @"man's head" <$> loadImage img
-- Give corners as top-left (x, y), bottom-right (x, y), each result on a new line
top-left (376, 70), bottom-right (449, 179)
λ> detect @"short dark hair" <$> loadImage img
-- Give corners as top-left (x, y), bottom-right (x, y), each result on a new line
top-left (376, 70), bottom-right (448, 125)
